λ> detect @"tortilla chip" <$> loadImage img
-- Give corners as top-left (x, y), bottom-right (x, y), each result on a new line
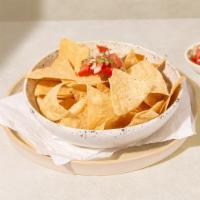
top-left (154, 59), bottom-right (166, 70)
top-left (59, 117), bottom-right (81, 128)
top-left (95, 123), bottom-right (106, 130)
top-left (77, 107), bottom-right (88, 129)
top-left (151, 100), bottom-right (165, 114)
top-left (34, 80), bottom-right (74, 99)
top-left (105, 102), bottom-right (150, 129)
top-left (37, 95), bottom-right (74, 113)
top-left (38, 83), bottom-right (69, 121)
top-left (59, 106), bottom-right (88, 129)
top-left (161, 76), bottom-right (184, 112)
top-left (156, 60), bottom-right (173, 92)
top-left (109, 69), bottom-right (152, 116)
top-left (128, 59), bottom-right (169, 95)
top-left (129, 110), bottom-right (159, 126)
top-left (76, 75), bottom-right (102, 85)
top-left (65, 82), bottom-right (87, 101)
top-left (133, 102), bottom-right (150, 113)
top-left (59, 38), bottom-right (90, 72)
top-left (105, 112), bottom-right (134, 129)
top-left (61, 81), bottom-right (87, 101)
top-left (62, 75), bottom-right (102, 86)
top-left (124, 49), bottom-right (144, 69)
top-left (27, 55), bottom-right (77, 80)
top-left (36, 96), bottom-right (44, 108)
top-left (57, 87), bottom-right (74, 99)
top-left (59, 97), bottom-right (76, 109)
top-left (34, 80), bottom-right (60, 96)
top-left (73, 90), bottom-right (86, 102)
top-left (96, 82), bottom-right (110, 93)
top-left (144, 93), bottom-right (166, 107)
top-left (87, 86), bottom-right (115, 129)
top-left (69, 97), bottom-right (86, 115)
top-left (66, 82), bottom-right (87, 92)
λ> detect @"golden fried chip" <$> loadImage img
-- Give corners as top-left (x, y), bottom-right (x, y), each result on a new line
top-left (59, 117), bottom-right (80, 128)
top-left (154, 59), bottom-right (166, 70)
top-left (62, 75), bottom-right (102, 86)
top-left (34, 80), bottom-right (60, 96)
top-left (77, 107), bottom-right (88, 129)
top-left (76, 75), bottom-right (102, 85)
top-left (59, 38), bottom-right (90, 72)
top-left (69, 97), bottom-right (86, 115)
top-left (57, 87), bottom-right (74, 99)
top-left (124, 49), bottom-right (144, 69)
top-left (105, 112), bottom-right (134, 129)
top-left (66, 82), bottom-right (87, 92)
top-left (36, 96), bottom-right (44, 108)
top-left (144, 93), bottom-right (166, 107)
top-left (128, 59), bottom-right (169, 95)
top-left (60, 106), bottom-right (88, 129)
top-left (61, 81), bottom-right (87, 101)
top-left (87, 86), bottom-right (115, 129)
top-left (72, 90), bottom-right (86, 101)
top-left (35, 80), bottom-right (74, 99)
top-left (109, 69), bottom-right (152, 116)
top-left (59, 97), bottom-right (76, 109)
top-left (95, 123), bottom-right (106, 130)
top-left (96, 82), bottom-right (110, 93)
top-left (105, 102), bottom-right (149, 129)
top-left (38, 83), bottom-right (69, 121)
top-left (133, 102), bottom-right (150, 113)
top-left (161, 76), bottom-right (184, 112)
top-left (129, 110), bottom-right (159, 126)
top-left (27, 56), bottom-right (77, 80)
top-left (151, 100), bottom-right (165, 114)
top-left (66, 82), bottom-right (87, 100)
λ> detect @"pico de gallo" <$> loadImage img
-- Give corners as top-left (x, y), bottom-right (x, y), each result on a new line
top-left (190, 45), bottom-right (200, 65)
top-left (78, 45), bottom-right (123, 79)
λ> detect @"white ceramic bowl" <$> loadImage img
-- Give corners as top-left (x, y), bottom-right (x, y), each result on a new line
top-left (24, 41), bottom-right (182, 149)
top-left (185, 42), bottom-right (200, 74)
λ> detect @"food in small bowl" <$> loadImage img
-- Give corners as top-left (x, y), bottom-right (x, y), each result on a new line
top-left (24, 39), bottom-right (183, 148)
top-left (185, 43), bottom-right (200, 74)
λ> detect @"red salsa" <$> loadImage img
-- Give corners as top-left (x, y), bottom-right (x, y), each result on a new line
top-left (190, 45), bottom-right (200, 65)
top-left (78, 45), bottom-right (123, 79)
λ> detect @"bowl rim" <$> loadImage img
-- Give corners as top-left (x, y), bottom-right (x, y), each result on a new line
top-left (23, 40), bottom-right (183, 136)
top-left (185, 42), bottom-right (200, 68)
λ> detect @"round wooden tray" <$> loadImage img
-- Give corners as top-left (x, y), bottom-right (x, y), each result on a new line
top-left (5, 78), bottom-right (190, 176)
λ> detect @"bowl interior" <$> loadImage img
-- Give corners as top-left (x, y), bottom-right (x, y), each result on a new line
top-left (25, 41), bottom-right (181, 129)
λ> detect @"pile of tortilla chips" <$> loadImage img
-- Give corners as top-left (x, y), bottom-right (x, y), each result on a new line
top-left (27, 38), bottom-right (183, 130)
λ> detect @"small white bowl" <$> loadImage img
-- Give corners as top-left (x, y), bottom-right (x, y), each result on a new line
top-left (185, 43), bottom-right (200, 74)
top-left (24, 41), bottom-right (183, 149)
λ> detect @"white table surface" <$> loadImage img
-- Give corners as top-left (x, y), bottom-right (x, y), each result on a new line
top-left (0, 19), bottom-right (200, 200)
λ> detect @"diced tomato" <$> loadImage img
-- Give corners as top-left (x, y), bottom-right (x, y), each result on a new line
top-left (100, 62), bottom-right (111, 70)
top-left (196, 58), bottom-right (200, 65)
top-left (100, 66), bottom-right (112, 78)
top-left (78, 63), bottom-right (93, 76)
top-left (191, 56), bottom-right (196, 63)
top-left (97, 45), bottom-right (109, 53)
top-left (191, 55), bottom-right (200, 65)
top-left (108, 53), bottom-right (123, 68)
top-left (196, 49), bottom-right (200, 59)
